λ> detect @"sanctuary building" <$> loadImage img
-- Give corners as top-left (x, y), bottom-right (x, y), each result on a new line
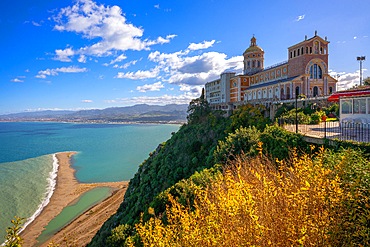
top-left (205, 32), bottom-right (338, 115)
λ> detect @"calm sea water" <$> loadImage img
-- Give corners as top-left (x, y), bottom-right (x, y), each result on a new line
top-left (0, 122), bottom-right (179, 237)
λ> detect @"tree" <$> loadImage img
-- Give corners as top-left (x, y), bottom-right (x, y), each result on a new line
top-left (186, 89), bottom-right (211, 124)
top-left (4, 217), bottom-right (24, 247)
top-left (363, 76), bottom-right (370, 86)
top-left (228, 104), bottom-right (270, 132)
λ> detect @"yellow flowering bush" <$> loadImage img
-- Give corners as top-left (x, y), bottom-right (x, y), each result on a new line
top-left (135, 147), bottom-right (344, 246)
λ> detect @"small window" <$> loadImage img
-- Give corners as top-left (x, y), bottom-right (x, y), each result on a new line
top-left (353, 99), bottom-right (366, 114)
top-left (329, 87), bottom-right (333, 94)
top-left (341, 100), bottom-right (353, 114)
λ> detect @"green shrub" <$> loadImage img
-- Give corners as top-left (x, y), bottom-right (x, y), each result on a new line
top-left (214, 126), bottom-right (261, 164)
top-left (280, 109), bottom-right (311, 124)
top-left (310, 111), bottom-right (326, 124)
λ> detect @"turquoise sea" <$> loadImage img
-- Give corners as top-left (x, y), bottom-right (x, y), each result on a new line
top-left (0, 122), bottom-right (179, 238)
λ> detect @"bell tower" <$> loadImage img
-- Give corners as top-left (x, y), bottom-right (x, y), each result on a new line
top-left (243, 36), bottom-right (264, 75)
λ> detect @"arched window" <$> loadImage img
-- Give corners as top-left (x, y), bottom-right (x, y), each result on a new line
top-left (258, 61), bottom-right (260, 67)
top-left (310, 64), bottom-right (323, 79)
top-left (247, 61), bottom-right (250, 68)
top-left (280, 88), bottom-right (285, 100)
top-left (329, 87), bottom-right (333, 94)
top-left (313, 86), bottom-right (319, 97)
top-left (286, 87), bottom-right (290, 99)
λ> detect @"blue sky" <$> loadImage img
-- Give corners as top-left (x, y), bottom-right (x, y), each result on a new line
top-left (0, 0), bottom-right (369, 114)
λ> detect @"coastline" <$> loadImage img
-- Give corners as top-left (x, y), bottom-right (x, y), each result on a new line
top-left (20, 152), bottom-right (129, 247)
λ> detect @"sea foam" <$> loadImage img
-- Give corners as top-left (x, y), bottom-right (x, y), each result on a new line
top-left (21, 153), bottom-right (60, 232)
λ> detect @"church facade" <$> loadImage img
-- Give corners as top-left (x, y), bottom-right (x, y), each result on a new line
top-left (205, 32), bottom-right (338, 112)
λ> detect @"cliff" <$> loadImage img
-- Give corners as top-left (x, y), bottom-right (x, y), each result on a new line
top-left (88, 100), bottom-right (370, 246)
top-left (88, 99), bottom-right (303, 246)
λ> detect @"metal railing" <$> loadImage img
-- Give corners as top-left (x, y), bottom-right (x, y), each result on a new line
top-left (278, 119), bottom-right (370, 143)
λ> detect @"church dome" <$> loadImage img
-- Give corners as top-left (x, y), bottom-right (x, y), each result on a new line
top-left (244, 45), bottom-right (264, 53)
top-left (244, 36), bottom-right (264, 54)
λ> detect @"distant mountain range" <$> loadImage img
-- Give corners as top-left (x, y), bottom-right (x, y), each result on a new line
top-left (0, 104), bottom-right (189, 124)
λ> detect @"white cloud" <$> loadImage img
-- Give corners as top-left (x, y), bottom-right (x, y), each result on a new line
top-left (78, 54), bottom-right (87, 63)
top-left (154, 4), bottom-right (160, 9)
top-left (36, 66), bottom-right (88, 79)
top-left (113, 59), bottom-right (141, 69)
top-left (11, 78), bottom-right (24, 83)
top-left (54, 47), bottom-right (75, 62)
top-left (354, 36), bottom-right (357, 40)
top-left (330, 69), bottom-right (367, 90)
top-left (32, 21), bottom-right (42, 27)
top-left (53, 0), bottom-right (175, 59)
top-left (296, 15), bottom-right (305, 22)
top-left (109, 54), bottom-right (127, 64)
top-left (137, 82), bottom-right (164, 92)
top-left (147, 49), bottom-right (243, 85)
top-left (118, 59), bottom-right (140, 69)
top-left (105, 92), bottom-right (199, 105)
top-left (188, 40), bottom-right (215, 51)
top-left (116, 68), bottom-right (160, 79)
top-left (115, 38), bottom-right (241, 87)
top-left (81, 99), bottom-right (93, 103)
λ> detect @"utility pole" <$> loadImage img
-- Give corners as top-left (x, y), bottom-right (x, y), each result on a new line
top-left (357, 56), bottom-right (366, 86)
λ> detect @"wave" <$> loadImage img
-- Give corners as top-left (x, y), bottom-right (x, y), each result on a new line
top-left (20, 153), bottom-right (60, 233)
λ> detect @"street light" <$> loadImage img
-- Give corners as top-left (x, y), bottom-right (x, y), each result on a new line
top-left (357, 56), bottom-right (366, 86)
top-left (295, 87), bottom-right (299, 134)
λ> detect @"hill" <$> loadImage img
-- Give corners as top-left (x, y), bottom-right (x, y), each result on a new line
top-left (0, 104), bottom-right (188, 123)
top-left (88, 98), bottom-right (370, 246)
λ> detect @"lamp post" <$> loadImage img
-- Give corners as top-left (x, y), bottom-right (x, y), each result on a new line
top-left (295, 92), bottom-right (298, 133)
top-left (357, 56), bottom-right (366, 86)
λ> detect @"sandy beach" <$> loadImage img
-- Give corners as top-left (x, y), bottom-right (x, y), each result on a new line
top-left (20, 152), bottom-right (129, 247)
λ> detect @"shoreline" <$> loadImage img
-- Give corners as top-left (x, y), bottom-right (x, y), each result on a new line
top-left (20, 152), bottom-right (129, 247)
top-left (0, 120), bottom-right (186, 125)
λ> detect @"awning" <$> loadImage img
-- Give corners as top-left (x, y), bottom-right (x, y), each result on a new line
top-left (328, 90), bottom-right (370, 102)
